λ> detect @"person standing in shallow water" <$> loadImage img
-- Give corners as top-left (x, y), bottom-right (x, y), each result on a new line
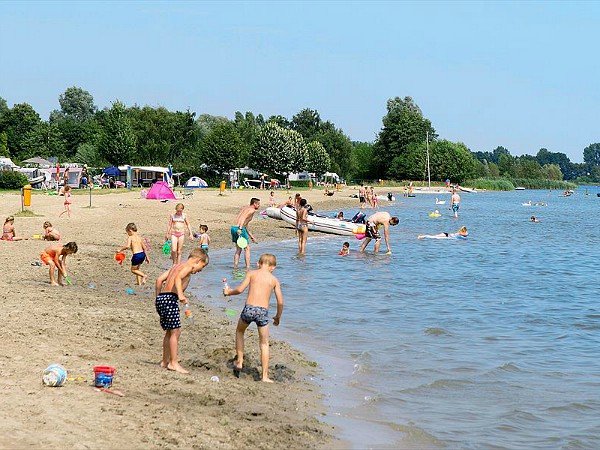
top-left (451, 189), bottom-right (461, 218)
top-left (231, 198), bottom-right (260, 269)
top-left (296, 198), bottom-right (309, 255)
top-left (359, 211), bottom-right (399, 254)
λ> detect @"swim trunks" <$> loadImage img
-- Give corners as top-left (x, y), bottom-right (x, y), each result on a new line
top-left (365, 221), bottom-right (381, 241)
top-left (359, 196), bottom-right (365, 203)
top-left (240, 304), bottom-right (270, 327)
top-left (230, 226), bottom-right (250, 244)
top-left (40, 252), bottom-right (53, 265)
top-left (200, 244), bottom-right (209, 253)
top-left (155, 292), bottom-right (181, 330)
top-left (131, 251), bottom-right (146, 266)
top-left (452, 204), bottom-right (460, 213)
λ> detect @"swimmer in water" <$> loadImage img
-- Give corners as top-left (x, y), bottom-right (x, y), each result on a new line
top-left (418, 226), bottom-right (468, 240)
top-left (530, 216), bottom-right (540, 223)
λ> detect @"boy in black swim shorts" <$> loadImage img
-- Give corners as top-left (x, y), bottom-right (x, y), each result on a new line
top-left (223, 253), bottom-right (284, 382)
top-left (155, 248), bottom-right (209, 374)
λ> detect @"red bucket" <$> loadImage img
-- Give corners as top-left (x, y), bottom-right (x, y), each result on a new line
top-left (93, 366), bottom-right (116, 388)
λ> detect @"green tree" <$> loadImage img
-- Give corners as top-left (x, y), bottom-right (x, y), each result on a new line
top-left (0, 103), bottom-right (42, 158)
top-left (74, 142), bottom-right (107, 167)
top-left (351, 141), bottom-right (377, 181)
top-left (498, 153), bottom-right (516, 177)
top-left (373, 96), bottom-right (436, 176)
top-left (0, 132), bottom-right (8, 157)
top-left (200, 122), bottom-right (243, 174)
top-left (314, 123), bottom-right (354, 177)
top-left (290, 108), bottom-right (321, 140)
top-left (306, 141), bottom-right (330, 177)
top-left (513, 156), bottom-right (544, 179)
top-left (58, 86), bottom-right (97, 121)
top-left (234, 111), bottom-right (262, 167)
top-left (285, 128), bottom-right (307, 173)
top-left (267, 115), bottom-right (290, 128)
top-left (20, 122), bottom-right (66, 160)
top-left (543, 163), bottom-right (563, 180)
top-left (251, 122), bottom-right (308, 175)
top-left (583, 143), bottom-right (600, 168)
top-left (98, 101), bottom-right (137, 165)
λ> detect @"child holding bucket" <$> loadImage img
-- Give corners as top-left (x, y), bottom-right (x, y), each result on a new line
top-left (40, 242), bottom-right (78, 286)
top-left (116, 223), bottom-right (150, 285)
top-left (155, 248), bottom-right (209, 374)
top-left (224, 253), bottom-right (284, 382)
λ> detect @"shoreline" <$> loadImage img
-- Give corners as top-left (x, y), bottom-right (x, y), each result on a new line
top-left (0, 188), bottom-right (363, 448)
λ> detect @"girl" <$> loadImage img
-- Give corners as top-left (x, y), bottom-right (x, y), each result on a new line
top-left (371, 187), bottom-right (379, 209)
top-left (2, 216), bottom-right (26, 241)
top-left (59, 185), bottom-right (72, 218)
top-left (43, 221), bottom-right (61, 241)
top-left (165, 203), bottom-right (193, 264)
top-left (268, 190), bottom-right (276, 207)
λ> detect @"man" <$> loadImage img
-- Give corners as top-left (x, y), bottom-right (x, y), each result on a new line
top-left (231, 198), bottom-right (260, 269)
top-left (359, 211), bottom-right (399, 254)
top-left (451, 189), bottom-right (461, 218)
top-left (358, 185), bottom-right (366, 209)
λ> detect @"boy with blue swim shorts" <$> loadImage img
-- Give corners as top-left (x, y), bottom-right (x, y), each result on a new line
top-left (223, 253), bottom-right (284, 382)
top-left (155, 248), bottom-right (209, 374)
top-left (116, 223), bottom-right (150, 285)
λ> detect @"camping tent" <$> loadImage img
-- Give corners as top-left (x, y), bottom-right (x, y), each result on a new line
top-left (184, 176), bottom-right (208, 188)
top-left (145, 181), bottom-right (177, 200)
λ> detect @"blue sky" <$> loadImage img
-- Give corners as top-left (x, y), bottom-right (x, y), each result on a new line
top-left (1, 1), bottom-right (599, 162)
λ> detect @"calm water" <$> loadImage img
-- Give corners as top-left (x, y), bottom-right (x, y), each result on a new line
top-left (193, 188), bottom-right (600, 449)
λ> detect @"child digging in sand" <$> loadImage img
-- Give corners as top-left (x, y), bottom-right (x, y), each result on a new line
top-left (223, 253), bottom-right (284, 382)
top-left (40, 242), bottom-right (78, 286)
top-left (42, 221), bottom-right (61, 241)
top-left (155, 248), bottom-right (209, 374)
top-left (117, 223), bottom-right (150, 285)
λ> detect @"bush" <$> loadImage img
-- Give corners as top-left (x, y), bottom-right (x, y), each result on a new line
top-left (289, 180), bottom-right (311, 188)
top-left (466, 178), bottom-right (515, 191)
top-left (509, 178), bottom-right (576, 190)
top-left (0, 170), bottom-right (29, 189)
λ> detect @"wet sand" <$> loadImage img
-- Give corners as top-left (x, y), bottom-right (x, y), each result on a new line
top-left (0, 186), bottom-right (362, 449)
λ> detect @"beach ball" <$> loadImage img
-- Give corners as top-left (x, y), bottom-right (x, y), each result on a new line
top-left (43, 364), bottom-right (67, 387)
top-left (114, 252), bottom-right (125, 265)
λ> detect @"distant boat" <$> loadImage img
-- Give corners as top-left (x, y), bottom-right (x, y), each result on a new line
top-left (458, 186), bottom-right (477, 193)
top-left (522, 201), bottom-right (532, 206)
top-left (515, 187), bottom-right (526, 190)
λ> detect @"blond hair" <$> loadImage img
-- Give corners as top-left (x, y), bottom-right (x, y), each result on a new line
top-left (258, 253), bottom-right (277, 267)
top-left (126, 223), bottom-right (137, 232)
top-left (459, 226), bottom-right (468, 233)
top-left (189, 248), bottom-right (209, 264)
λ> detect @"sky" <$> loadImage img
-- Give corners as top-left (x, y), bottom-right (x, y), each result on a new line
top-left (1, 1), bottom-right (599, 162)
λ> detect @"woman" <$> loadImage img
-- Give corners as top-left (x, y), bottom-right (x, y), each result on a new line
top-left (296, 198), bottom-right (309, 255)
top-left (165, 203), bottom-right (193, 264)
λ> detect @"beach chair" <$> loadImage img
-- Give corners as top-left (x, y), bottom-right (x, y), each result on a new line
top-left (181, 188), bottom-right (194, 199)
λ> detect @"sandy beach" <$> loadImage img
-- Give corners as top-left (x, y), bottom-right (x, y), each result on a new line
top-left (0, 186), bottom-right (364, 449)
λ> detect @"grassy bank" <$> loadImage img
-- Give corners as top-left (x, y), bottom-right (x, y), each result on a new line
top-left (466, 178), bottom-right (577, 191)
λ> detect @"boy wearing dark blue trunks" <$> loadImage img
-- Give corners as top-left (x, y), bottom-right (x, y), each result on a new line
top-left (155, 248), bottom-right (209, 374)
top-left (117, 223), bottom-right (150, 285)
top-left (223, 253), bottom-right (284, 382)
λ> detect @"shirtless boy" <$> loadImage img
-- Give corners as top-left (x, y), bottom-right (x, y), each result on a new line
top-left (224, 253), bottom-right (284, 382)
top-left (42, 221), bottom-right (61, 241)
top-left (231, 198), bottom-right (260, 269)
top-left (155, 248), bottom-right (209, 374)
top-left (359, 211), bottom-right (399, 254)
top-left (117, 222), bottom-right (150, 285)
top-left (451, 189), bottom-right (461, 218)
top-left (40, 242), bottom-right (78, 286)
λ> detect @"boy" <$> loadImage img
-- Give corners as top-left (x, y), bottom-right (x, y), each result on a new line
top-left (224, 253), bottom-right (284, 382)
top-left (197, 224), bottom-right (210, 253)
top-left (117, 223), bottom-right (150, 285)
top-left (339, 242), bottom-right (350, 256)
top-left (40, 242), bottom-right (78, 286)
top-left (155, 248), bottom-right (209, 374)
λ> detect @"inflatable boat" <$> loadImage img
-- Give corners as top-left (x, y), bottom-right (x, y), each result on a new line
top-left (265, 206), bottom-right (366, 237)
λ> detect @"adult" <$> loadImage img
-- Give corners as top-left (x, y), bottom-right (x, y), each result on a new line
top-left (63, 167), bottom-right (70, 187)
top-left (358, 185), bottom-right (366, 208)
top-left (359, 211), bottom-right (399, 254)
top-left (451, 189), bottom-right (461, 218)
top-left (296, 198), bottom-right (309, 255)
top-left (232, 198), bottom-right (260, 269)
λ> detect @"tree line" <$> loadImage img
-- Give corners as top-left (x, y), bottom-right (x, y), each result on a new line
top-left (1, 88), bottom-right (599, 185)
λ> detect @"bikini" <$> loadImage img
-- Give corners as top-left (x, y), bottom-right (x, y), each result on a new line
top-left (171, 213), bottom-right (186, 238)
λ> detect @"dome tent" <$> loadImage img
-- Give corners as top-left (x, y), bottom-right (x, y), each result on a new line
top-left (145, 181), bottom-right (177, 200)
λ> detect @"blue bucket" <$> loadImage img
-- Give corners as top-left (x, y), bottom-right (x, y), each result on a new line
top-left (43, 364), bottom-right (67, 387)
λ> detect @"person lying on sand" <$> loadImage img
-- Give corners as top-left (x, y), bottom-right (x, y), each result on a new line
top-left (155, 248), bottom-right (209, 374)
top-left (224, 253), bottom-right (284, 382)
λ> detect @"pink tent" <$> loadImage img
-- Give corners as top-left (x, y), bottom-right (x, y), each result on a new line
top-left (145, 181), bottom-right (176, 200)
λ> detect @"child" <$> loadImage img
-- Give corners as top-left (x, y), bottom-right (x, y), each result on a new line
top-left (42, 221), bottom-right (61, 241)
top-left (197, 224), bottom-right (210, 253)
top-left (339, 242), bottom-right (350, 256)
top-left (59, 185), bottom-right (72, 218)
top-left (224, 253), bottom-right (284, 382)
top-left (40, 242), bottom-right (78, 286)
top-left (418, 226), bottom-right (468, 240)
top-left (2, 216), bottom-right (27, 241)
top-left (165, 203), bottom-right (193, 265)
top-left (117, 223), bottom-right (150, 285)
top-left (268, 190), bottom-right (276, 207)
top-left (155, 248), bottom-right (209, 374)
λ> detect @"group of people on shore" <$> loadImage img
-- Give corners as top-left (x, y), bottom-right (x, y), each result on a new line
top-left (358, 184), bottom-right (380, 209)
